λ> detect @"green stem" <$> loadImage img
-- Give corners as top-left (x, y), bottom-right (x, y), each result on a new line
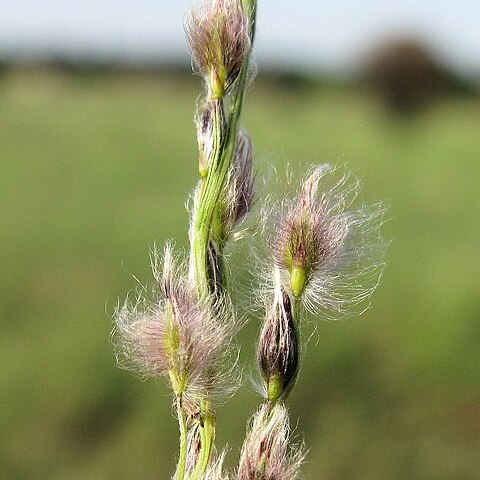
top-left (175, 397), bottom-right (188, 480)
top-left (193, 99), bottom-right (226, 298)
top-left (293, 297), bottom-right (301, 328)
top-left (189, 87), bottom-right (245, 472)
top-left (189, 4), bottom-right (258, 476)
top-left (242, 0), bottom-right (257, 42)
top-left (189, 403), bottom-right (216, 480)
top-left (192, 5), bottom-right (257, 299)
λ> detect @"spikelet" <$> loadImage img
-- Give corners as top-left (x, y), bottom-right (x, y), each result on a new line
top-left (186, 0), bottom-right (251, 98)
top-left (204, 451), bottom-right (230, 480)
top-left (257, 269), bottom-right (299, 402)
top-left (196, 98), bottom-right (227, 177)
top-left (263, 164), bottom-right (386, 319)
top-left (227, 130), bottom-right (255, 228)
top-left (237, 403), bottom-right (304, 480)
top-left (114, 243), bottom-right (239, 411)
top-left (212, 129), bottom-right (255, 243)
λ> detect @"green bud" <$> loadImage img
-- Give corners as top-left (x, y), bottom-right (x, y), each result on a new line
top-left (258, 288), bottom-right (300, 403)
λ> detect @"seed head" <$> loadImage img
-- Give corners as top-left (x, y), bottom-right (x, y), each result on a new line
top-left (212, 130), bottom-right (255, 243)
top-left (266, 164), bottom-right (386, 319)
top-left (258, 274), bottom-right (299, 403)
top-left (237, 403), bottom-right (304, 480)
top-left (186, 0), bottom-right (251, 98)
top-left (196, 98), bottom-right (227, 177)
top-left (230, 130), bottom-right (255, 225)
top-left (114, 243), bottom-right (238, 410)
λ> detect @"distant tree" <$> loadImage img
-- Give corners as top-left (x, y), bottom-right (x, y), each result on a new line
top-left (364, 37), bottom-right (471, 115)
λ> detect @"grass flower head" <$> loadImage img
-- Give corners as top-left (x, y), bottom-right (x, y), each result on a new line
top-left (114, 243), bottom-right (238, 412)
top-left (265, 164), bottom-right (386, 319)
top-left (257, 273), bottom-right (299, 402)
top-left (237, 403), bottom-right (304, 480)
top-left (186, 0), bottom-right (251, 98)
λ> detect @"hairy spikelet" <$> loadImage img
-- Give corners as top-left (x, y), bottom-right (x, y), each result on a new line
top-left (216, 129), bottom-right (255, 241)
top-left (228, 130), bottom-right (255, 227)
top-left (237, 403), bottom-right (304, 480)
top-left (114, 243), bottom-right (240, 409)
top-left (195, 98), bottom-right (227, 176)
top-left (262, 164), bottom-right (387, 319)
top-left (186, 0), bottom-right (250, 96)
top-left (257, 269), bottom-right (299, 402)
top-left (205, 451), bottom-right (230, 480)
top-left (184, 427), bottom-right (202, 478)
top-left (181, 431), bottom-right (230, 480)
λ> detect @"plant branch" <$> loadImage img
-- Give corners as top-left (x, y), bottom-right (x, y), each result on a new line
top-left (175, 397), bottom-right (188, 480)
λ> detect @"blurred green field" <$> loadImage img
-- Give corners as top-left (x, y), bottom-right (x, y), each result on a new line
top-left (0, 69), bottom-right (479, 479)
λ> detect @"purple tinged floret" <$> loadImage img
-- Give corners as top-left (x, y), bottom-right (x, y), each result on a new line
top-left (257, 283), bottom-right (299, 402)
top-left (114, 243), bottom-right (238, 413)
top-left (237, 403), bottom-right (304, 480)
top-left (266, 164), bottom-right (386, 319)
top-left (186, 0), bottom-right (251, 98)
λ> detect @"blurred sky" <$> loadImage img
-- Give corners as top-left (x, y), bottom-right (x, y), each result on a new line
top-left (1, 0), bottom-right (480, 74)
